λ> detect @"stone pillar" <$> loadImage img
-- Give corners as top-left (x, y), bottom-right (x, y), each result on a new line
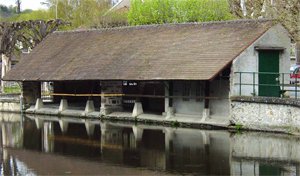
top-left (85, 99), bottom-right (95, 113)
top-left (23, 81), bottom-right (41, 106)
top-left (201, 109), bottom-right (210, 122)
top-left (202, 80), bottom-right (210, 120)
top-left (100, 81), bottom-right (123, 115)
top-left (59, 99), bottom-right (68, 112)
top-left (165, 81), bottom-right (175, 119)
top-left (132, 101), bottom-right (143, 117)
top-left (35, 98), bottom-right (44, 110)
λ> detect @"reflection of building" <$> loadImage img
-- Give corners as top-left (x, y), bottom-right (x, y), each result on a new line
top-left (231, 132), bottom-right (300, 176)
top-left (0, 113), bottom-right (23, 148)
top-left (3, 115), bottom-right (300, 175)
top-left (26, 115), bottom-right (231, 174)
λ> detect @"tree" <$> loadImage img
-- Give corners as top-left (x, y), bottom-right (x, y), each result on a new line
top-left (229, 0), bottom-right (300, 63)
top-left (41, 0), bottom-right (127, 29)
top-left (16, 0), bottom-right (21, 14)
top-left (0, 19), bottom-right (68, 92)
top-left (128, 0), bottom-right (234, 25)
top-left (0, 5), bottom-right (17, 18)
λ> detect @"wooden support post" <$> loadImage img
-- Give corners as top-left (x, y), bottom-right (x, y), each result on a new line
top-left (169, 81), bottom-right (173, 107)
top-left (202, 80), bottom-right (210, 120)
top-left (205, 81), bottom-right (210, 108)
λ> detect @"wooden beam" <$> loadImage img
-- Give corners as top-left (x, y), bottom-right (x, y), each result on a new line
top-left (42, 92), bottom-right (224, 100)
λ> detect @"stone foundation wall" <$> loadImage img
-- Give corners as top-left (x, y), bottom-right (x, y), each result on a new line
top-left (0, 94), bottom-right (21, 112)
top-left (0, 101), bottom-right (20, 112)
top-left (231, 96), bottom-right (300, 132)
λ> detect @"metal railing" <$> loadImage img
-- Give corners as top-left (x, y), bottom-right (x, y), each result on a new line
top-left (235, 72), bottom-right (300, 99)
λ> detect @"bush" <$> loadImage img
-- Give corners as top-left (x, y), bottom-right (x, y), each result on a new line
top-left (128, 0), bottom-right (234, 25)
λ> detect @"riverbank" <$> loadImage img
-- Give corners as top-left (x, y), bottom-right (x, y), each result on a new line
top-left (1, 93), bottom-right (300, 135)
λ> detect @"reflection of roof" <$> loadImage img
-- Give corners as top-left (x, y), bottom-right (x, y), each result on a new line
top-left (4, 20), bottom-right (274, 81)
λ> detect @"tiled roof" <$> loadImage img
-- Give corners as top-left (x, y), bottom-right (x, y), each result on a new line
top-left (4, 19), bottom-right (274, 81)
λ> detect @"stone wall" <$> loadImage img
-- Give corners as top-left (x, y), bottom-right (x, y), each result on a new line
top-left (0, 93), bottom-right (21, 112)
top-left (231, 96), bottom-right (300, 132)
top-left (100, 81), bottom-right (123, 115)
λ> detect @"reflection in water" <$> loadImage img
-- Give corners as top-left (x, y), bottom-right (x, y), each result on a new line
top-left (0, 113), bottom-right (299, 175)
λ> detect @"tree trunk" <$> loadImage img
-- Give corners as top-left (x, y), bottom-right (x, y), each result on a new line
top-left (1, 54), bottom-right (11, 93)
top-left (296, 42), bottom-right (300, 65)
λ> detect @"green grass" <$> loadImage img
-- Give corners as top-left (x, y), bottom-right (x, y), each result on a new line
top-left (4, 86), bottom-right (21, 93)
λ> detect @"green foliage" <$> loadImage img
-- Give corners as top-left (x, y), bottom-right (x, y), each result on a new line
top-left (0, 5), bottom-right (17, 18)
top-left (4, 86), bottom-right (21, 94)
top-left (8, 10), bottom-right (53, 21)
top-left (2, 0), bottom-right (128, 30)
top-left (45, 0), bottom-right (128, 29)
top-left (128, 0), bottom-right (234, 25)
top-left (235, 124), bottom-right (243, 131)
top-left (171, 120), bottom-right (180, 128)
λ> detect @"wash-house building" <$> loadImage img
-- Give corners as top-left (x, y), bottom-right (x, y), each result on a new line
top-left (3, 19), bottom-right (291, 124)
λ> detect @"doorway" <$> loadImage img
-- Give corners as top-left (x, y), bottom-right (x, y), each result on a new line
top-left (258, 50), bottom-right (280, 97)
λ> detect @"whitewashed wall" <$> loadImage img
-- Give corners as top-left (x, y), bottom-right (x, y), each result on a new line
top-left (231, 24), bottom-right (291, 97)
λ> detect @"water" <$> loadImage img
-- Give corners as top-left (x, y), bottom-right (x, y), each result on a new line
top-left (0, 113), bottom-right (299, 175)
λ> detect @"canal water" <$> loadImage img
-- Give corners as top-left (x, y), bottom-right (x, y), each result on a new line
top-left (0, 113), bottom-right (299, 175)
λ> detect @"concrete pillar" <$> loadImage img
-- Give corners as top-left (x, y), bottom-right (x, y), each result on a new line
top-left (85, 121), bottom-right (95, 137)
top-left (165, 107), bottom-right (175, 119)
top-left (132, 101), bottom-right (143, 117)
top-left (35, 118), bottom-right (44, 129)
top-left (59, 99), bottom-right (68, 112)
top-left (201, 108), bottom-right (210, 122)
top-left (85, 99), bottom-right (95, 113)
top-left (34, 98), bottom-right (43, 110)
top-left (100, 81), bottom-right (123, 115)
top-left (23, 81), bottom-right (41, 105)
top-left (59, 119), bottom-right (68, 134)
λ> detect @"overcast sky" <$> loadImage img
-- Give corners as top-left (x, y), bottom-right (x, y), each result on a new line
top-left (0, 0), bottom-right (47, 10)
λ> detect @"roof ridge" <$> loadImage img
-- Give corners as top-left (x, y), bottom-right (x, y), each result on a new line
top-left (54, 19), bottom-right (274, 34)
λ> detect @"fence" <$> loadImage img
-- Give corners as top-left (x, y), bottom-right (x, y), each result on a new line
top-left (235, 72), bottom-right (300, 99)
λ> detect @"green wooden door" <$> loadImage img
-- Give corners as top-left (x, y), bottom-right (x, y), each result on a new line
top-left (258, 50), bottom-right (280, 97)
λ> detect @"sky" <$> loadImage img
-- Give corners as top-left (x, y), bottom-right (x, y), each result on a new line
top-left (0, 0), bottom-right (47, 10)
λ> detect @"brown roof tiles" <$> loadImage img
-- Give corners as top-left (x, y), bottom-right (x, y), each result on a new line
top-left (4, 19), bottom-right (274, 81)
